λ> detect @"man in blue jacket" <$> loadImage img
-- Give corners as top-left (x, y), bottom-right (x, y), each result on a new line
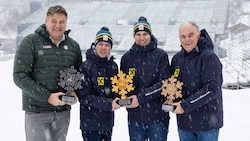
top-left (170, 21), bottom-right (223, 141)
top-left (120, 16), bottom-right (171, 141)
top-left (77, 27), bottom-right (120, 141)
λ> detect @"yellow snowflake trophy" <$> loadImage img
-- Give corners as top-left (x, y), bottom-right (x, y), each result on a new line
top-left (161, 75), bottom-right (183, 111)
top-left (110, 71), bottom-right (134, 105)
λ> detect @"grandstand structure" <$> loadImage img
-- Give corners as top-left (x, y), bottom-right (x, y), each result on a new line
top-left (16, 0), bottom-right (250, 88)
top-left (16, 0), bottom-right (228, 52)
top-left (220, 22), bottom-right (250, 89)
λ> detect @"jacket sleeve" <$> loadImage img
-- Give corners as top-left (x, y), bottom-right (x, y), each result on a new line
top-left (77, 62), bottom-right (113, 111)
top-left (73, 41), bottom-right (83, 70)
top-left (136, 53), bottom-right (171, 104)
top-left (181, 52), bottom-right (223, 113)
top-left (13, 35), bottom-right (51, 102)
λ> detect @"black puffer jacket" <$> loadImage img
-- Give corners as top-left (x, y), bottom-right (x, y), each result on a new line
top-left (13, 24), bottom-right (82, 112)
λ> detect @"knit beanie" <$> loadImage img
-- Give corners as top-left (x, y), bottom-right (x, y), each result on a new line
top-left (94, 27), bottom-right (113, 48)
top-left (133, 16), bottom-right (152, 35)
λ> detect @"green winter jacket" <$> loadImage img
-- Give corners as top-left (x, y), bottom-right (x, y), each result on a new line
top-left (13, 24), bottom-right (82, 112)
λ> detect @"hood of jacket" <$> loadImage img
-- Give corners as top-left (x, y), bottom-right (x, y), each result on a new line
top-left (197, 29), bottom-right (214, 51)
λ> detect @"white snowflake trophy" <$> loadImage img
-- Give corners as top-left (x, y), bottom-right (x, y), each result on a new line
top-left (58, 66), bottom-right (83, 103)
top-left (161, 75), bottom-right (183, 111)
top-left (110, 71), bottom-right (134, 106)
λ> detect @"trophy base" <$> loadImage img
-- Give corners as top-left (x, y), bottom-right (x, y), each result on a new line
top-left (117, 99), bottom-right (132, 106)
top-left (61, 95), bottom-right (75, 103)
top-left (162, 104), bottom-right (176, 111)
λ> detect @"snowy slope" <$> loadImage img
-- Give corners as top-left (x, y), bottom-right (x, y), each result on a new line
top-left (1, 59), bottom-right (250, 141)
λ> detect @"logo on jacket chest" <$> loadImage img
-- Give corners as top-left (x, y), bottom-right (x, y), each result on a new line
top-left (128, 68), bottom-right (136, 77)
top-left (97, 77), bottom-right (105, 86)
top-left (43, 45), bottom-right (52, 49)
top-left (174, 68), bottom-right (180, 77)
top-left (64, 45), bottom-right (69, 50)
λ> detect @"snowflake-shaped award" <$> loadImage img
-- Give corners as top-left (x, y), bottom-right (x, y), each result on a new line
top-left (110, 71), bottom-right (134, 105)
top-left (161, 75), bottom-right (183, 111)
top-left (58, 66), bottom-right (83, 103)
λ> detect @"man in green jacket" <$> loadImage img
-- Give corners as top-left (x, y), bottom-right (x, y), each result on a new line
top-left (13, 5), bottom-right (82, 141)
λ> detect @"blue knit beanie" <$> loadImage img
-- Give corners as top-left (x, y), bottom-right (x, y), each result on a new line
top-left (94, 27), bottom-right (113, 48)
top-left (133, 16), bottom-right (152, 35)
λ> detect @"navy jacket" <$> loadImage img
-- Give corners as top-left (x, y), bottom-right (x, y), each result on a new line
top-left (171, 29), bottom-right (223, 131)
top-left (77, 47), bottom-right (118, 131)
top-left (120, 35), bottom-right (171, 124)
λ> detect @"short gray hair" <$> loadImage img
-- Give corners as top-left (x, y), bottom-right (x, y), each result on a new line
top-left (179, 21), bottom-right (200, 33)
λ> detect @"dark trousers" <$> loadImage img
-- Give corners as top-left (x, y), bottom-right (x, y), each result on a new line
top-left (128, 120), bottom-right (169, 141)
top-left (178, 128), bottom-right (220, 141)
top-left (81, 130), bottom-right (112, 141)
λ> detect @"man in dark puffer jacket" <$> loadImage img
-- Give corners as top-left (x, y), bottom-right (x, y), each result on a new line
top-left (13, 5), bottom-right (82, 141)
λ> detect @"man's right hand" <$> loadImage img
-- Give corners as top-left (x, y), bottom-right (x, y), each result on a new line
top-left (48, 92), bottom-right (66, 106)
top-left (124, 95), bottom-right (139, 108)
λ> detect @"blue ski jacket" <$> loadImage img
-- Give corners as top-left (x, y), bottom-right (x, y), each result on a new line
top-left (77, 46), bottom-right (118, 131)
top-left (171, 29), bottom-right (223, 131)
top-left (120, 35), bottom-right (171, 124)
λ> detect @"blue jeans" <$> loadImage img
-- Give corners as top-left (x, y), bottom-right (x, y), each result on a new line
top-left (81, 130), bottom-right (112, 141)
top-left (128, 121), bottom-right (169, 141)
top-left (25, 110), bottom-right (70, 141)
top-left (178, 128), bottom-right (220, 141)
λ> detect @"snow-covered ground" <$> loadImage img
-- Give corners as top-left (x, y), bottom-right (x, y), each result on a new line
top-left (1, 59), bottom-right (249, 141)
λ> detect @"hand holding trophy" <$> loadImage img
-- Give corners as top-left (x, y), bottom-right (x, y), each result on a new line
top-left (58, 66), bottom-right (83, 103)
top-left (110, 71), bottom-right (134, 106)
top-left (161, 75), bottom-right (183, 111)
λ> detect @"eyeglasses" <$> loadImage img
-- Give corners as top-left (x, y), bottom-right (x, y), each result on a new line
top-left (47, 5), bottom-right (67, 17)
